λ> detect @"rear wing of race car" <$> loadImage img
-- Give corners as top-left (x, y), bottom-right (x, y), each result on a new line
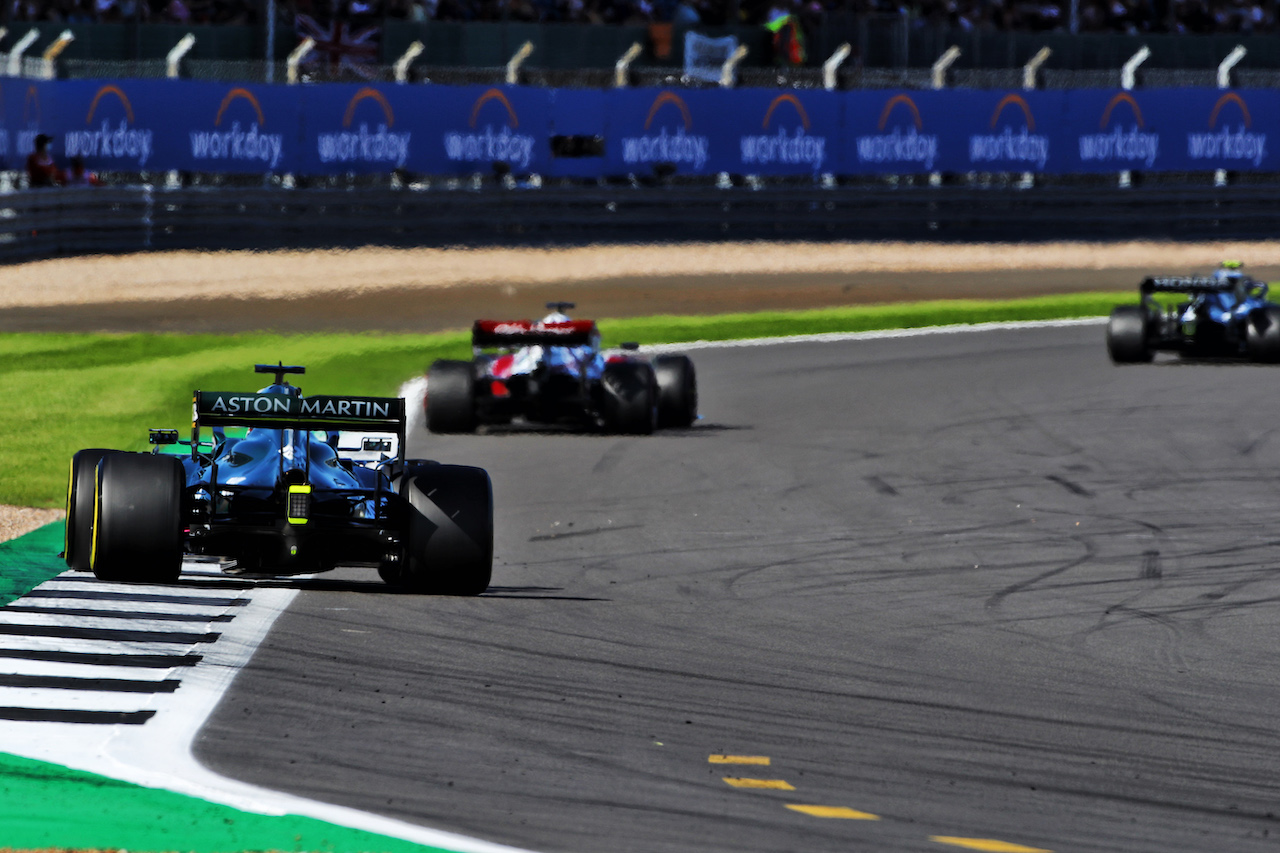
top-left (1141, 277), bottom-right (1239, 295)
top-left (192, 391), bottom-right (406, 462)
top-left (472, 319), bottom-right (599, 349)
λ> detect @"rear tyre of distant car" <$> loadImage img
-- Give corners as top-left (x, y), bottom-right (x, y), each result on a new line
top-left (65, 448), bottom-right (119, 571)
top-left (654, 354), bottom-right (697, 429)
top-left (91, 453), bottom-right (184, 584)
top-left (1106, 306), bottom-right (1153, 363)
top-left (395, 463), bottom-right (493, 595)
top-left (601, 362), bottom-right (656, 435)
top-left (426, 360), bottom-right (478, 434)
top-left (1246, 306), bottom-right (1280, 362)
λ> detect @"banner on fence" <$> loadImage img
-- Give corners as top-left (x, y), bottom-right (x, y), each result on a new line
top-left (3, 78), bottom-right (1276, 178)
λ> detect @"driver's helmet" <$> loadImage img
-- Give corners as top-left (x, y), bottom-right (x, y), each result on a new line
top-left (1213, 259), bottom-right (1245, 281)
top-left (257, 381), bottom-right (302, 397)
top-left (537, 311), bottom-right (572, 327)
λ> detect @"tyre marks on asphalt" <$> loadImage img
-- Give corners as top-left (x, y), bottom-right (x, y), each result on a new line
top-left (0, 568), bottom-right (246, 724)
top-left (709, 752), bottom-right (1051, 852)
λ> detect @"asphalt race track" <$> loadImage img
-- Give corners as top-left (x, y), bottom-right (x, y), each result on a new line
top-left (193, 324), bottom-right (1280, 853)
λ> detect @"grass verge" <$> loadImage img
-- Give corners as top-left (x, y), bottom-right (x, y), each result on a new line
top-left (0, 292), bottom-right (1124, 507)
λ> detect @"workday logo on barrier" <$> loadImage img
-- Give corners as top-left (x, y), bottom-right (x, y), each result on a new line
top-left (1079, 93), bottom-right (1159, 167)
top-left (857, 94), bottom-right (939, 170)
top-left (621, 91), bottom-right (710, 170)
top-left (65, 85), bottom-right (154, 167)
top-left (190, 88), bottom-right (285, 169)
top-left (969, 94), bottom-right (1049, 169)
top-left (1186, 92), bottom-right (1266, 167)
top-left (444, 89), bottom-right (536, 170)
top-left (318, 88), bottom-right (410, 167)
top-left (740, 94), bottom-right (826, 172)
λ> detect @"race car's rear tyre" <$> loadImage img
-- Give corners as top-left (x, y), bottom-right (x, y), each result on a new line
top-left (91, 453), bottom-right (184, 584)
top-left (426, 360), bottom-right (477, 434)
top-left (1106, 306), bottom-right (1153, 364)
top-left (601, 362), bottom-right (656, 435)
top-left (65, 448), bottom-right (119, 571)
top-left (1246, 306), bottom-right (1280, 362)
top-left (654, 354), bottom-right (697, 429)
top-left (397, 464), bottom-right (493, 595)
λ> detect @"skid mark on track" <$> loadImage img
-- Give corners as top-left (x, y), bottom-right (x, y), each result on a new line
top-left (1045, 474), bottom-right (1093, 498)
top-left (865, 476), bottom-right (899, 496)
top-left (985, 539), bottom-right (1096, 611)
top-left (591, 441), bottom-right (631, 475)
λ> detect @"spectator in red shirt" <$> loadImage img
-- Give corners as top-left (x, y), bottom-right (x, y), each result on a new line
top-left (25, 134), bottom-right (61, 188)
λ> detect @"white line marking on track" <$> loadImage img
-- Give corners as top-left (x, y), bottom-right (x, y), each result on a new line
top-left (0, 565), bottom-right (536, 853)
top-left (640, 317), bottom-right (1107, 353)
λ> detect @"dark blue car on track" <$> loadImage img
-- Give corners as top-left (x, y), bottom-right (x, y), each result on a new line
top-left (1107, 262), bottom-right (1280, 363)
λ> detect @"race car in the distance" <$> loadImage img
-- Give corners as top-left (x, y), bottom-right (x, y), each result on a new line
top-left (1108, 262), bottom-right (1280, 363)
top-left (64, 363), bottom-right (492, 594)
top-left (426, 303), bottom-right (697, 434)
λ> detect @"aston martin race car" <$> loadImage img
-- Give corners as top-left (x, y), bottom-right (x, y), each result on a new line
top-left (1108, 262), bottom-right (1280, 363)
top-left (426, 303), bottom-right (697, 434)
top-left (64, 363), bottom-right (493, 594)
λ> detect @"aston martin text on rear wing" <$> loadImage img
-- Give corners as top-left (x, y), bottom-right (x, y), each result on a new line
top-left (472, 319), bottom-right (599, 348)
top-left (1141, 277), bottom-right (1238, 294)
top-left (195, 392), bottom-right (406, 433)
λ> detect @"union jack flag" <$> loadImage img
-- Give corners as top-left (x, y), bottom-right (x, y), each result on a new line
top-left (295, 13), bottom-right (381, 80)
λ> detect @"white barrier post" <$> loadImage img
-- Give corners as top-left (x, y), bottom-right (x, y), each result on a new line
top-left (394, 40), bottom-right (423, 83)
top-left (1215, 45), bottom-right (1247, 187)
top-left (822, 42), bottom-right (850, 91)
top-left (7, 28), bottom-right (38, 77)
top-left (1023, 46), bottom-right (1051, 90)
top-left (166, 33), bottom-right (195, 79)
top-left (286, 37), bottom-right (314, 84)
top-left (929, 46), bottom-right (960, 186)
top-left (1018, 47), bottom-right (1051, 188)
top-left (506, 41), bottom-right (534, 85)
top-left (614, 42), bottom-right (642, 88)
top-left (38, 29), bottom-right (74, 81)
top-left (1118, 45), bottom-right (1149, 188)
top-left (931, 44), bottom-right (960, 89)
top-left (719, 44), bottom-right (748, 88)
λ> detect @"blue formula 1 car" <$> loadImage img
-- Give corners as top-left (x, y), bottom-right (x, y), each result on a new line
top-left (1108, 262), bottom-right (1280, 363)
top-left (426, 303), bottom-right (697, 435)
top-left (63, 364), bottom-right (493, 594)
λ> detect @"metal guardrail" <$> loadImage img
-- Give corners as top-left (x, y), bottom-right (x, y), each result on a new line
top-left (6, 183), bottom-right (1280, 261)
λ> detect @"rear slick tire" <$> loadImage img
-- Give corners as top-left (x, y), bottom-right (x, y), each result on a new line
top-left (65, 448), bottom-right (118, 571)
top-left (91, 453), bottom-right (184, 584)
top-left (397, 464), bottom-right (493, 595)
top-left (1247, 306), bottom-right (1280, 363)
top-left (426, 360), bottom-right (478, 434)
top-left (654, 354), bottom-right (697, 429)
top-left (1106, 306), bottom-right (1153, 364)
top-left (601, 362), bottom-right (656, 435)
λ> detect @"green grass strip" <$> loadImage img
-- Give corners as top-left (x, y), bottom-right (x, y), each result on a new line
top-left (0, 751), bottom-right (453, 853)
top-left (0, 292), bottom-right (1126, 507)
top-left (603, 292), bottom-right (1124, 346)
top-left (0, 522), bottom-right (66, 607)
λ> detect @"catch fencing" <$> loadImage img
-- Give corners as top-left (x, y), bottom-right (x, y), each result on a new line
top-left (7, 182), bottom-right (1280, 261)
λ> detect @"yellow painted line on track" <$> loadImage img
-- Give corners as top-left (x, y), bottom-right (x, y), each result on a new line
top-left (930, 837), bottom-right (1052, 852)
top-left (709, 755), bottom-right (770, 765)
top-left (722, 778), bottom-right (796, 790)
top-left (786, 805), bottom-right (880, 820)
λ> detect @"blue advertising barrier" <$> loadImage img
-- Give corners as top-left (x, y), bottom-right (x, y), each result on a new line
top-left (2, 78), bottom-right (1275, 178)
